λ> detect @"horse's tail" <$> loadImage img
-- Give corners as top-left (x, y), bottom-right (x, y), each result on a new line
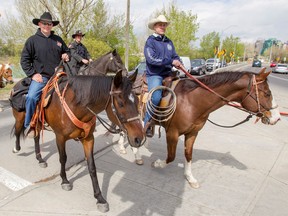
top-left (10, 123), bottom-right (25, 139)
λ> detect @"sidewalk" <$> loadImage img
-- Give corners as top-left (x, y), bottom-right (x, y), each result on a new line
top-left (0, 103), bottom-right (287, 216)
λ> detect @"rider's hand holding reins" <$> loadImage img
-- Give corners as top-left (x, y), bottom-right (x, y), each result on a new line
top-left (62, 53), bottom-right (69, 62)
top-left (172, 59), bottom-right (183, 69)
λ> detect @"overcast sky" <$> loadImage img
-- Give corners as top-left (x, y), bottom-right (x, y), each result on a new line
top-left (1, 0), bottom-right (287, 45)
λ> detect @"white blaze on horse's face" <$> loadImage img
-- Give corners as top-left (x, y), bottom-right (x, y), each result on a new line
top-left (267, 97), bottom-right (281, 125)
top-left (4, 64), bottom-right (10, 70)
top-left (128, 93), bottom-right (135, 103)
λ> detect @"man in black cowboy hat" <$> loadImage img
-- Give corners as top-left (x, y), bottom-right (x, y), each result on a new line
top-left (68, 30), bottom-right (92, 75)
top-left (21, 11), bottom-right (70, 138)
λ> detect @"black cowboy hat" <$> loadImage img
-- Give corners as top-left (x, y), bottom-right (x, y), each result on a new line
top-left (32, 12), bottom-right (59, 26)
top-left (72, 30), bottom-right (85, 38)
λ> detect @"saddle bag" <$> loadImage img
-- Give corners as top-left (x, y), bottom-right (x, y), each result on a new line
top-left (9, 77), bottom-right (31, 112)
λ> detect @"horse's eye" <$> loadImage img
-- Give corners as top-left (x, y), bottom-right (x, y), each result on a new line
top-left (265, 91), bottom-right (271, 97)
top-left (118, 101), bottom-right (124, 108)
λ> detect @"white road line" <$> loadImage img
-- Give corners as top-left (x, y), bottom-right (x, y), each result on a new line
top-left (0, 167), bottom-right (32, 191)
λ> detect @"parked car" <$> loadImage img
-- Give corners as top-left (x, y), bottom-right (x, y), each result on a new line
top-left (190, 59), bottom-right (206, 75)
top-left (270, 62), bottom-right (277, 67)
top-left (220, 60), bottom-right (227, 67)
top-left (272, 64), bottom-right (288, 74)
top-left (128, 61), bottom-right (146, 76)
top-left (205, 58), bottom-right (221, 72)
top-left (252, 59), bottom-right (262, 67)
top-left (177, 56), bottom-right (191, 77)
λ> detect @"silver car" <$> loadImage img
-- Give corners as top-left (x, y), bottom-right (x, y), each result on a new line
top-left (272, 64), bottom-right (288, 74)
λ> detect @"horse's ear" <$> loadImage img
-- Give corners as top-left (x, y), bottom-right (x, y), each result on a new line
top-left (257, 67), bottom-right (271, 81)
top-left (129, 68), bottom-right (138, 83)
top-left (114, 70), bottom-right (123, 88)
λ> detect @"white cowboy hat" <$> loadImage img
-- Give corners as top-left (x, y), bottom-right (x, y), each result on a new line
top-left (148, 15), bottom-right (170, 30)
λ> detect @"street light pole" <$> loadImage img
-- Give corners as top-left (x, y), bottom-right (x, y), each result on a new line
top-left (213, 25), bottom-right (237, 71)
top-left (124, 0), bottom-right (130, 70)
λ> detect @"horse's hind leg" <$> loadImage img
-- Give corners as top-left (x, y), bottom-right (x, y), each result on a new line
top-left (34, 135), bottom-right (47, 168)
top-left (55, 136), bottom-right (72, 191)
top-left (82, 136), bottom-right (109, 213)
top-left (184, 133), bottom-right (199, 189)
top-left (12, 111), bottom-right (25, 153)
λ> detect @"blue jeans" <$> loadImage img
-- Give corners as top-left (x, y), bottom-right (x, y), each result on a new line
top-left (24, 77), bottom-right (48, 128)
top-left (143, 75), bottom-right (163, 126)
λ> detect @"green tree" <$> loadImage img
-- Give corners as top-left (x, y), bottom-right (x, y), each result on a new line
top-left (221, 36), bottom-right (240, 62)
top-left (199, 31), bottom-right (220, 59)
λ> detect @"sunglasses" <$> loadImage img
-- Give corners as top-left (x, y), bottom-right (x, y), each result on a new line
top-left (41, 22), bottom-right (53, 26)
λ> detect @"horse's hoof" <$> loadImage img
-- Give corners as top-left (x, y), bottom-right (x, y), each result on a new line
top-left (12, 147), bottom-right (20, 153)
top-left (97, 202), bottom-right (109, 213)
top-left (39, 162), bottom-right (47, 168)
top-left (119, 148), bottom-right (127, 154)
top-left (189, 181), bottom-right (200, 189)
top-left (135, 159), bottom-right (144, 165)
top-left (61, 183), bottom-right (72, 191)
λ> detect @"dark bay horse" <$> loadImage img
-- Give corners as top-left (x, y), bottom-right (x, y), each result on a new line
top-left (76, 49), bottom-right (127, 76)
top-left (131, 68), bottom-right (281, 188)
top-left (11, 71), bottom-right (144, 212)
top-left (0, 63), bottom-right (14, 88)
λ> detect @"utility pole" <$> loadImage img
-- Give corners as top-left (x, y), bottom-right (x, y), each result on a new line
top-left (124, 0), bottom-right (130, 70)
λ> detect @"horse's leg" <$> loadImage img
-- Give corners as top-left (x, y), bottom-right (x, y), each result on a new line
top-left (151, 130), bottom-right (179, 168)
top-left (34, 135), bottom-right (47, 168)
top-left (131, 147), bottom-right (143, 165)
top-left (55, 136), bottom-right (72, 191)
top-left (12, 122), bottom-right (22, 153)
top-left (118, 131), bottom-right (127, 154)
top-left (183, 133), bottom-right (199, 189)
top-left (82, 136), bottom-right (109, 213)
top-left (12, 112), bottom-right (25, 153)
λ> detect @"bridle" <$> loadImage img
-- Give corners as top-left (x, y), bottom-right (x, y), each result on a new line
top-left (178, 65), bottom-right (276, 126)
top-left (0, 67), bottom-right (12, 86)
top-left (239, 74), bottom-right (278, 118)
top-left (87, 78), bottom-right (141, 134)
top-left (84, 53), bottom-right (125, 76)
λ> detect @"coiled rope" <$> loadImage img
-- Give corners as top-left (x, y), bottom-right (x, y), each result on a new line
top-left (146, 86), bottom-right (177, 122)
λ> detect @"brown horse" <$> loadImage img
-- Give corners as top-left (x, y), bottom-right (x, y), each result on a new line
top-left (73, 49), bottom-right (127, 76)
top-left (0, 63), bottom-right (14, 88)
top-left (131, 68), bottom-right (281, 188)
top-left (11, 71), bottom-right (144, 212)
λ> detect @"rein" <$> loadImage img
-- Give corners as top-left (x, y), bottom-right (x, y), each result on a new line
top-left (178, 66), bottom-right (268, 127)
top-left (53, 74), bottom-right (96, 139)
top-left (86, 77), bottom-right (141, 134)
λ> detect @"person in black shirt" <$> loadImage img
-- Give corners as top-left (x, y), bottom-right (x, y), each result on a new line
top-left (21, 12), bottom-right (70, 138)
top-left (68, 30), bottom-right (92, 75)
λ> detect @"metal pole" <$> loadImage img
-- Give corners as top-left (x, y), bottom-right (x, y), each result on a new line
top-left (269, 44), bottom-right (273, 63)
top-left (124, 0), bottom-right (130, 70)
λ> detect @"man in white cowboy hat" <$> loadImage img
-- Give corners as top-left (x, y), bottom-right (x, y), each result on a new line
top-left (21, 11), bottom-right (70, 138)
top-left (68, 30), bottom-right (92, 75)
top-left (143, 14), bottom-right (183, 137)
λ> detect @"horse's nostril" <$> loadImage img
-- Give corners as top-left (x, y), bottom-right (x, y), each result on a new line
top-left (134, 137), bottom-right (142, 147)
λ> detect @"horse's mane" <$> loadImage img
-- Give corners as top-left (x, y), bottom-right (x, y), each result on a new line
top-left (68, 75), bottom-right (113, 106)
top-left (68, 75), bottom-right (133, 107)
top-left (180, 71), bottom-right (254, 92)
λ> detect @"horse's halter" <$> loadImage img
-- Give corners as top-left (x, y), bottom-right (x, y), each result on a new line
top-left (240, 74), bottom-right (277, 118)
top-left (0, 66), bottom-right (12, 87)
top-left (86, 78), bottom-right (141, 133)
top-left (85, 53), bottom-right (124, 76)
top-left (108, 81), bottom-right (141, 133)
